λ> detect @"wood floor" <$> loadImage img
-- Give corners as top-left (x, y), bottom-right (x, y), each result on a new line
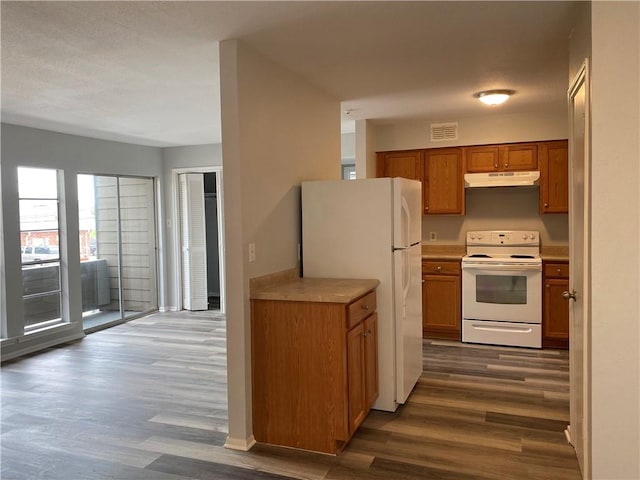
top-left (1, 311), bottom-right (582, 480)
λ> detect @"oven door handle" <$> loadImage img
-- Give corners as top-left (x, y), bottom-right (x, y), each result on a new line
top-left (462, 263), bottom-right (541, 271)
top-left (468, 324), bottom-right (534, 333)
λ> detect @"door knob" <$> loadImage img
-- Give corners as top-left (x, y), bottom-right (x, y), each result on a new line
top-left (562, 290), bottom-right (577, 301)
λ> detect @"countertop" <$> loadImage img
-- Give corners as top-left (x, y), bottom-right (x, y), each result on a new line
top-left (540, 245), bottom-right (569, 262)
top-left (421, 244), bottom-right (569, 262)
top-left (250, 277), bottom-right (380, 304)
top-left (421, 244), bottom-right (465, 260)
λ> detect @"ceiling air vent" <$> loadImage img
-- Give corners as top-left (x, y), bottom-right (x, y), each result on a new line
top-left (430, 122), bottom-right (458, 142)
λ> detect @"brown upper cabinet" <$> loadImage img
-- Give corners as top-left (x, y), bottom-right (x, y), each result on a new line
top-left (423, 148), bottom-right (464, 215)
top-left (464, 143), bottom-right (538, 173)
top-left (463, 145), bottom-right (500, 172)
top-left (539, 140), bottom-right (569, 214)
top-left (376, 139), bottom-right (567, 216)
top-left (376, 150), bottom-right (423, 181)
top-left (502, 143), bottom-right (539, 171)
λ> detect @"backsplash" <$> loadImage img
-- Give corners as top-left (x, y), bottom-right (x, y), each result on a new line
top-left (422, 187), bottom-right (568, 246)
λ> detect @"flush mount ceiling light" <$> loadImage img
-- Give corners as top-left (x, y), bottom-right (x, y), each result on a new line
top-left (474, 89), bottom-right (515, 106)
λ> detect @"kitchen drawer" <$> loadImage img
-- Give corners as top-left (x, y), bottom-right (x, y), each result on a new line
top-left (347, 291), bottom-right (376, 329)
top-left (422, 260), bottom-right (460, 275)
top-left (544, 262), bottom-right (569, 278)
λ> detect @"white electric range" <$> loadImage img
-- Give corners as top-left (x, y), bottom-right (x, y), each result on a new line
top-left (461, 230), bottom-right (542, 348)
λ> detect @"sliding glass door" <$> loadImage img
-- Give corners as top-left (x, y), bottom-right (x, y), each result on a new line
top-left (78, 174), bottom-right (157, 331)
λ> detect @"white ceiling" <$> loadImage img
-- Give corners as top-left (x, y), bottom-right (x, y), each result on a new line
top-left (1, 1), bottom-right (578, 147)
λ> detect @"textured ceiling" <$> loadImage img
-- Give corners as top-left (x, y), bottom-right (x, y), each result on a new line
top-left (1, 1), bottom-right (578, 147)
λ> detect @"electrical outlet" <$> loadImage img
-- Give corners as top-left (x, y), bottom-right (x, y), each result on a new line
top-left (429, 231), bottom-right (437, 241)
top-left (248, 243), bottom-right (256, 262)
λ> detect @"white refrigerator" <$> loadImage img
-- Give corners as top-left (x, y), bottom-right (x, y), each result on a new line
top-left (301, 177), bottom-right (423, 412)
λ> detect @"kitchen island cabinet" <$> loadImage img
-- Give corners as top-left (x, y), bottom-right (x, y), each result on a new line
top-left (422, 260), bottom-right (461, 340)
top-left (251, 277), bottom-right (379, 454)
top-left (543, 261), bottom-right (569, 349)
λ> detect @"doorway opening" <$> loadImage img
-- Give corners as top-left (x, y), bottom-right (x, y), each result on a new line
top-left (203, 173), bottom-right (221, 310)
top-left (174, 168), bottom-right (225, 314)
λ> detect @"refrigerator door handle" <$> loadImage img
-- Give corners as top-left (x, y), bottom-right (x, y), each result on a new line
top-left (400, 195), bottom-right (411, 248)
top-left (403, 249), bottom-right (411, 302)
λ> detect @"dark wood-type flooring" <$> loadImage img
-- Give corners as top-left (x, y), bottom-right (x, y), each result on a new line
top-left (1, 311), bottom-right (582, 479)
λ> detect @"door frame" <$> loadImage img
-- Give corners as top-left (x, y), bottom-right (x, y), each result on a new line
top-left (567, 58), bottom-right (591, 478)
top-left (171, 167), bottom-right (225, 313)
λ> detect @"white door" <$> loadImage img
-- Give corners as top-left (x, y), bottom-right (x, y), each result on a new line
top-left (567, 60), bottom-right (591, 477)
top-left (393, 178), bottom-right (422, 248)
top-left (393, 243), bottom-right (423, 404)
top-left (179, 173), bottom-right (208, 311)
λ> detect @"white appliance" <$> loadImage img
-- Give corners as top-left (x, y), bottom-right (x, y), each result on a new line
top-left (301, 178), bottom-right (423, 412)
top-left (464, 171), bottom-right (540, 188)
top-left (462, 230), bottom-right (542, 348)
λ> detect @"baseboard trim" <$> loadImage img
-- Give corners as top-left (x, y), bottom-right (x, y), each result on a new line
top-left (224, 435), bottom-right (256, 451)
top-left (159, 306), bottom-right (179, 312)
top-left (1, 329), bottom-right (85, 363)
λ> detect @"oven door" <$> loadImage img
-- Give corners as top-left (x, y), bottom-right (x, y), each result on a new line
top-left (462, 263), bottom-right (541, 323)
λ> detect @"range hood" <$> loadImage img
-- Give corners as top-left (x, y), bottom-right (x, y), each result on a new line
top-left (464, 171), bottom-right (540, 188)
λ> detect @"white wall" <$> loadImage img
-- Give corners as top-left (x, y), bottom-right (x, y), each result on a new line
top-left (590, 3), bottom-right (640, 478)
top-left (569, 2), bottom-right (591, 85)
top-left (341, 132), bottom-right (355, 163)
top-left (219, 39), bottom-right (340, 449)
top-left (423, 188), bottom-right (568, 246)
top-left (372, 111), bottom-right (570, 245)
top-left (374, 110), bottom-right (568, 151)
top-left (356, 119), bottom-right (378, 179)
top-left (0, 124), bottom-right (163, 360)
top-left (161, 144), bottom-right (223, 310)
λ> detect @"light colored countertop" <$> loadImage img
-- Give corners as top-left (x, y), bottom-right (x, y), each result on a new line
top-left (421, 244), bottom-right (465, 260)
top-left (541, 245), bottom-right (569, 262)
top-left (420, 244), bottom-right (569, 262)
top-left (250, 277), bottom-right (380, 303)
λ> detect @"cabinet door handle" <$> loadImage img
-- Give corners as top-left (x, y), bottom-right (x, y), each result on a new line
top-left (425, 205), bottom-right (429, 211)
top-left (544, 203), bottom-right (549, 208)
top-left (362, 304), bottom-right (369, 311)
top-left (504, 163), bottom-right (509, 168)
top-left (363, 329), bottom-right (372, 337)
top-left (556, 268), bottom-right (562, 274)
top-left (435, 266), bottom-right (442, 272)
top-left (494, 163), bottom-right (498, 169)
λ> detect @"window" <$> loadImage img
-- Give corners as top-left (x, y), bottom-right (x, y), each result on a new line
top-left (18, 167), bottom-right (63, 331)
top-left (342, 164), bottom-right (356, 180)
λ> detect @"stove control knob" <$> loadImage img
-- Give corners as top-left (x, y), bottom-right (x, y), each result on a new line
top-left (477, 233), bottom-right (484, 240)
top-left (470, 233), bottom-right (476, 240)
top-left (522, 234), bottom-right (528, 240)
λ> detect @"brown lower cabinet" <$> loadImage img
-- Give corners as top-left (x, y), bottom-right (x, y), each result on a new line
top-left (543, 261), bottom-right (570, 349)
top-left (422, 260), bottom-right (461, 340)
top-left (251, 290), bottom-right (378, 454)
